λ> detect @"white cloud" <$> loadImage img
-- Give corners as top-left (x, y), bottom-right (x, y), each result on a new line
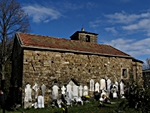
top-left (23, 4), bottom-right (61, 23)
top-left (104, 11), bottom-right (150, 24)
top-left (89, 19), bottom-right (102, 28)
top-left (102, 11), bottom-right (150, 36)
top-left (105, 27), bottom-right (118, 34)
top-left (122, 19), bottom-right (150, 35)
top-left (103, 38), bottom-right (150, 57)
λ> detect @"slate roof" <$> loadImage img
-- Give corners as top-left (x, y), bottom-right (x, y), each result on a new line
top-left (16, 32), bottom-right (132, 58)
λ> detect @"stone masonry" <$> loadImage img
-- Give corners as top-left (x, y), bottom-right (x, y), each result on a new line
top-left (22, 49), bottom-right (143, 104)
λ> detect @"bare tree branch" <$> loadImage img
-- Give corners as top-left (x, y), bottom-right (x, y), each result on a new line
top-left (0, 0), bottom-right (30, 82)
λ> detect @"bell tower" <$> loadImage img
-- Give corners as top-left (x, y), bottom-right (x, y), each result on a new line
top-left (70, 28), bottom-right (98, 44)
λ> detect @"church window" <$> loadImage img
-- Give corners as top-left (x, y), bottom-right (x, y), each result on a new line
top-left (86, 35), bottom-right (90, 42)
top-left (122, 69), bottom-right (127, 78)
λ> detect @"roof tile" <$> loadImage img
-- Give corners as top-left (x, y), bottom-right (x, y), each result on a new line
top-left (17, 33), bottom-right (131, 57)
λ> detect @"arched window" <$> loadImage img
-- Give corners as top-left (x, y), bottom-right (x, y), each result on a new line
top-left (86, 35), bottom-right (90, 42)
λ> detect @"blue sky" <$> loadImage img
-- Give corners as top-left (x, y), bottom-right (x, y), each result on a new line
top-left (17, 0), bottom-right (150, 62)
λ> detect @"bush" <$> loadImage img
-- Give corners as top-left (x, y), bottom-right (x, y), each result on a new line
top-left (125, 81), bottom-right (150, 112)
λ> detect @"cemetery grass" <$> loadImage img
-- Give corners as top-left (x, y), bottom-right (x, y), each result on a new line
top-left (5, 99), bottom-right (138, 113)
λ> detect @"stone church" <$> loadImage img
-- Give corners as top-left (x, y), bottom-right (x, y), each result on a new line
top-left (11, 28), bottom-right (143, 105)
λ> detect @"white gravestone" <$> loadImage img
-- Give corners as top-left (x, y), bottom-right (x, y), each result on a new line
top-left (72, 85), bottom-right (79, 99)
top-left (100, 78), bottom-right (106, 90)
top-left (95, 82), bottom-right (100, 92)
top-left (32, 83), bottom-right (39, 99)
top-left (83, 85), bottom-right (88, 96)
top-left (41, 84), bottom-right (46, 96)
top-left (52, 85), bottom-right (59, 100)
top-left (24, 84), bottom-right (32, 109)
top-left (115, 81), bottom-right (119, 91)
top-left (100, 90), bottom-right (107, 102)
top-left (111, 85), bottom-right (118, 98)
top-left (120, 81), bottom-right (125, 98)
top-left (66, 84), bottom-right (73, 99)
top-left (37, 95), bottom-right (44, 108)
top-left (24, 84), bottom-right (32, 102)
top-left (61, 85), bottom-right (66, 95)
top-left (79, 85), bottom-right (83, 97)
top-left (107, 79), bottom-right (111, 92)
top-left (90, 79), bottom-right (94, 91)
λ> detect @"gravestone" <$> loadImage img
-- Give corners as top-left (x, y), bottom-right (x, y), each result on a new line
top-left (72, 85), bottom-right (79, 99)
top-left (107, 79), bottom-right (111, 92)
top-left (115, 81), bottom-right (119, 91)
top-left (41, 84), bottom-right (46, 96)
top-left (111, 85), bottom-right (118, 98)
top-left (61, 85), bottom-right (66, 95)
top-left (100, 90), bottom-right (107, 102)
top-left (89, 79), bottom-right (94, 91)
top-left (83, 85), bottom-right (88, 96)
top-left (32, 83), bottom-right (39, 99)
top-left (120, 80), bottom-right (125, 98)
top-left (79, 85), bottom-right (83, 97)
top-left (66, 84), bottom-right (73, 99)
top-left (24, 84), bottom-right (32, 109)
top-left (37, 95), bottom-right (44, 108)
top-left (95, 82), bottom-right (100, 92)
top-left (100, 78), bottom-right (106, 90)
top-left (52, 85), bottom-right (59, 100)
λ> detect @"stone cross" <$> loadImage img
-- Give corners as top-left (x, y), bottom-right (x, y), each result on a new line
top-left (89, 79), bottom-right (94, 91)
top-left (32, 83), bottom-right (39, 99)
top-left (61, 85), bottom-right (66, 95)
top-left (95, 82), bottom-right (100, 92)
top-left (41, 84), bottom-right (46, 96)
top-left (83, 85), bottom-right (88, 96)
top-left (52, 85), bottom-right (59, 100)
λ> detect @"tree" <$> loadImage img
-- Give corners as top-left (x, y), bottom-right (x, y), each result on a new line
top-left (0, 0), bottom-right (30, 89)
top-left (143, 58), bottom-right (150, 70)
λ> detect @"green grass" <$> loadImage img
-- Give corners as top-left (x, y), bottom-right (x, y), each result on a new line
top-left (3, 99), bottom-right (139, 113)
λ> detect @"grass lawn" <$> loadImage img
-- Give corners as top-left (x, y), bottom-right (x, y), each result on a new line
top-left (3, 99), bottom-right (138, 113)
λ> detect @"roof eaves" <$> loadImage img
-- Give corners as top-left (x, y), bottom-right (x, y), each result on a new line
top-left (21, 45), bottom-right (133, 59)
top-left (16, 32), bottom-right (24, 45)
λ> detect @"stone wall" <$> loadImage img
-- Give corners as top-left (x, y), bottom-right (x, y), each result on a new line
top-left (21, 49), bottom-right (142, 104)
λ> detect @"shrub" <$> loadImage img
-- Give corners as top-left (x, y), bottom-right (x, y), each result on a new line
top-left (125, 81), bottom-right (150, 112)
